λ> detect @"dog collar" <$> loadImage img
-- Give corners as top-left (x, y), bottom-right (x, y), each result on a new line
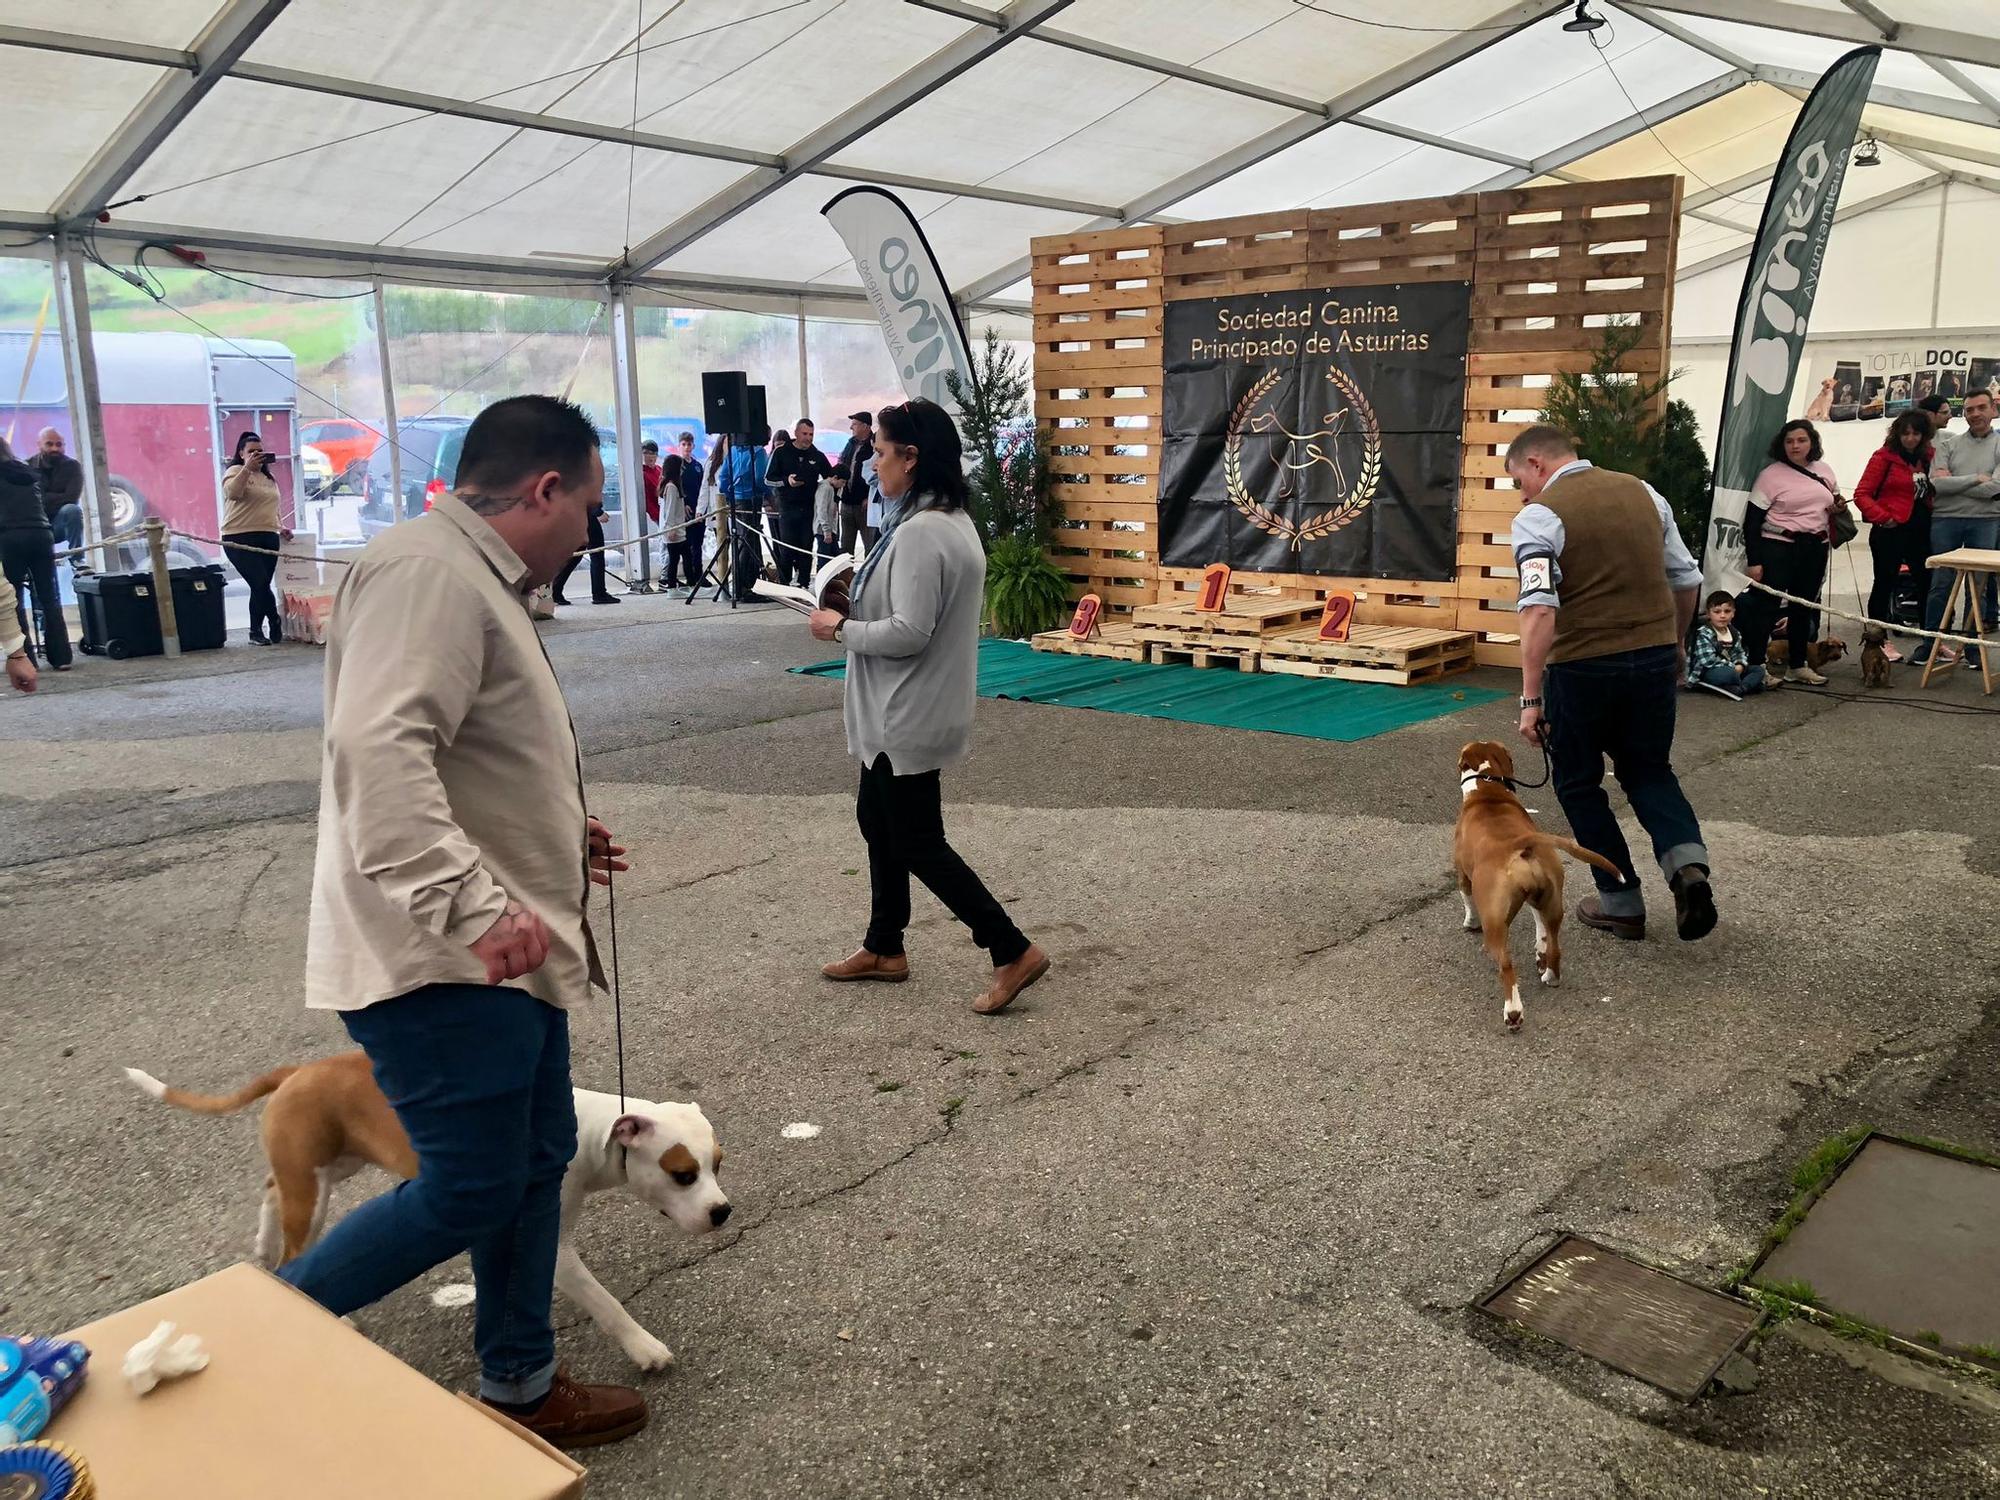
top-left (1460, 769), bottom-right (1516, 791)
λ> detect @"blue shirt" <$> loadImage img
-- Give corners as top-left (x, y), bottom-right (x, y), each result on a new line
top-left (1512, 459), bottom-right (1703, 612)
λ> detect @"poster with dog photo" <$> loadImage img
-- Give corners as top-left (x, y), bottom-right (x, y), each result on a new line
top-left (1885, 372), bottom-right (1912, 415)
top-left (1828, 360), bottom-right (1862, 421)
top-left (1859, 376), bottom-right (1885, 420)
top-left (1937, 366), bottom-right (1967, 409)
top-left (1969, 357), bottom-right (2000, 403)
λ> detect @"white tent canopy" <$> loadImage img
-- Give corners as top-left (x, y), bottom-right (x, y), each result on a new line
top-left (2, 0), bottom-right (1997, 316)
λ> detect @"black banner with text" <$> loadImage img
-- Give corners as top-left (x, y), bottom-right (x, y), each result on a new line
top-left (1159, 283), bottom-right (1470, 581)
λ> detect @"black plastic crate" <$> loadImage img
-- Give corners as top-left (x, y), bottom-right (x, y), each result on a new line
top-left (77, 565), bottom-right (227, 659)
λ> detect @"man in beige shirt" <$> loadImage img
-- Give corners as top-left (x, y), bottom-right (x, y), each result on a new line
top-left (279, 395), bottom-right (647, 1447)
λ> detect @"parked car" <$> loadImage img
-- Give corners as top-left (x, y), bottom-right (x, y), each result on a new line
top-left (301, 443), bottom-right (334, 498)
top-left (298, 417), bottom-right (381, 479)
top-left (359, 416), bottom-right (473, 527)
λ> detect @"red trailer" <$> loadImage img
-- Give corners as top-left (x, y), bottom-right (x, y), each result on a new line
top-left (2, 329), bottom-right (300, 566)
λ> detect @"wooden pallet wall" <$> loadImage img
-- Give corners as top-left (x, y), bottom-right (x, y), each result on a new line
top-left (1028, 175), bottom-right (1683, 666)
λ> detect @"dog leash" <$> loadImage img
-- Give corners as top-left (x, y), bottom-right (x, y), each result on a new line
top-left (602, 833), bottom-right (628, 1117)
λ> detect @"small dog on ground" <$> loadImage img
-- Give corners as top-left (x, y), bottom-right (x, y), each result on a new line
top-left (1453, 741), bottom-right (1623, 1031)
top-left (1859, 623), bottom-right (1891, 688)
top-left (1765, 634), bottom-right (1847, 675)
top-left (124, 1053), bottom-right (728, 1371)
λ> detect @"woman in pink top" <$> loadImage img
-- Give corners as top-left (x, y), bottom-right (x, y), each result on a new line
top-left (1736, 419), bottom-right (1843, 684)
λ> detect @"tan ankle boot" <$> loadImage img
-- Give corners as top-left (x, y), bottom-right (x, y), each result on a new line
top-left (821, 948), bottom-right (909, 983)
top-left (973, 945), bottom-right (1051, 1015)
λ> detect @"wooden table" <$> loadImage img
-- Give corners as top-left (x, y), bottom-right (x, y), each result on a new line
top-left (1920, 547), bottom-right (2000, 694)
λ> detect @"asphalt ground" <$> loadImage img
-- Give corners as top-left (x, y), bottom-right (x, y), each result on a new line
top-left (5, 589), bottom-right (1999, 1498)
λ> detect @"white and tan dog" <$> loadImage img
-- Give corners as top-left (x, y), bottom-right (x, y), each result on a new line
top-left (1452, 740), bottom-right (1622, 1031)
top-left (123, 1052), bottom-right (727, 1371)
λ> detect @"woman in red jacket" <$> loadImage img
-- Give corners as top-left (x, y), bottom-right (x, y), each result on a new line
top-left (1854, 410), bottom-right (1934, 661)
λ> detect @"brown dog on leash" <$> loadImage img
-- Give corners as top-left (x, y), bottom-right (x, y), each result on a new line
top-left (1453, 741), bottom-right (1623, 1031)
top-left (1859, 623), bottom-right (1891, 688)
top-left (1765, 634), bottom-right (1847, 675)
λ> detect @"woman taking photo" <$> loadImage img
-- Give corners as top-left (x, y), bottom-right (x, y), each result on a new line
top-left (1854, 410), bottom-right (1934, 661)
top-left (221, 430), bottom-right (290, 645)
top-left (807, 399), bottom-right (1050, 1016)
top-left (1737, 419), bottom-right (1843, 685)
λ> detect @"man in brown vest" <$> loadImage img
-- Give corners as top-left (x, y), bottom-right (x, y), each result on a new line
top-left (1506, 425), bottom-right (1716, 942)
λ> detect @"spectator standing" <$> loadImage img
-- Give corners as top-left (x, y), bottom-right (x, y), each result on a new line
top-left (1916, 388), bottom-right (2000, 670)
top-left (809, 399), bottom-right (1051, 1014)
top-left (639, 440), bottom-right (663, 534)
top-left (1686, 592), bottom-right (1766, 696)
top-left (2, 570), bottom-right (37, 691)
top-left (1735, 419), bottom-right (1842, 685)
top-left (813, 450), bottom-right (840, 565)
top-left (221, 431), bottom-right (292, 646)
top-left (0, 436), bottom-right (70, 671)
top-left (677, 432), bottom-right (706, 587)
top-left (551, 479), bottom-right (616, 608)
top-left (718, 426), bottom-right (770, 603)
top-left (767, 420), bottom-right (833, 586)
top-left (31, 429), bottom-right (85, 563)
top-left (1508, 424), bottom-right (1715, 943)
top-left (764, 428), bottom-right (791, 568)
top-left (1854, 411), bottom-right (1934, 660)
top-left (279, 394), bottom-right (645, 1448)
top-left (1917, 391), bottom-right (1952, 439)
top-left (833, 411), bottom-right (874, 554)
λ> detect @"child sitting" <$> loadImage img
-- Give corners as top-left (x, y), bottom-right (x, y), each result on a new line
top-left (1688, 592), bottom-right (1768, 697)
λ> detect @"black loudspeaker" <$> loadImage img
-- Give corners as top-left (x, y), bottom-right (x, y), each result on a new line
top-left (702, 370), bottom-right (748, 433)
top-left (745, 384), bottom-right (768, 436)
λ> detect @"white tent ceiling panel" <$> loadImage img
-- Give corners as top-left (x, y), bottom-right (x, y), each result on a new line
top-left (1158, 122), bottom-right (1489, 222)
top-left (0, 48), bottom-right (170, 212)
top-left (1555, 84), bottom-right (1799, 191)
top-left (655, 173), bottom-right (1088, 291)
top-left (1665, 13), bottom-right (1977, 102)
top-left (582, 0), bottom-right (971, 156)
top-left (7, 0), bottom-right (218, 48)
top-left (380, 137), bottom-right (753, 261)
top-left (1047, 0), bottom-right (1516, 103)
top-left (830, 41), bottom-right (1298, 204)
top-left (117, 78), bottom-right (540, 244)
top-left (1861, 104), bottom-right (2000, 160)
top-left (1370, 12), bottom-right (1728, 160)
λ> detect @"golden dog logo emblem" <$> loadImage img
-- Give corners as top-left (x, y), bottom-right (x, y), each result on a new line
top-left (1224, 368), bottom-right (1382, 550)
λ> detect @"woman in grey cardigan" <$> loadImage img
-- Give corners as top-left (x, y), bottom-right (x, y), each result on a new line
top-left (808, 400), bottom-right (1050, 1015)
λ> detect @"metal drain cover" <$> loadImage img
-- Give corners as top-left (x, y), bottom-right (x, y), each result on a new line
top-left (1481, 1235), bottom-right (1762, 1399)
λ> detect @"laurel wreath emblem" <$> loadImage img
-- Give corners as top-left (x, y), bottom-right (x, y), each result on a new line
top-left (1223, 367), bottom-right (1382, 551)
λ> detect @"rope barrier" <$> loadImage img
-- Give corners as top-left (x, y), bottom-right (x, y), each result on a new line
top-left (1738, 576), bottom-right (1994, 655)
top-left (50, 525), bottom-right (149, 564)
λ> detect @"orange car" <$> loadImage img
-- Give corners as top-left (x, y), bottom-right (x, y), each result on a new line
top-left (298, 417), bottom-right (381, 479)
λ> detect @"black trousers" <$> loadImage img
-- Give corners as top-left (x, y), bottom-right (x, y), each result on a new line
top-left (1867, 511), bottom-right (1930, 626)
top-left (730, 513), bottom-right (765, 601)
top-left (553, 511), bottom-right (607, 601)
top-left (1, 529), bottom-right (70, 668)
top-left (1737, 536), bottom-right (1827, 669)
top-left (839, 501), bottom-right (865, 555)
top-left (858, 753), bottom-right (1029, 966)
top-left (778, 502), bottom-right (814, 586)
top-left (223, 530), bottom-right (282, 641)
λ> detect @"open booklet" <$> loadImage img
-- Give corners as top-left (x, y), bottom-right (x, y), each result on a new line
top-left (752, 553), bottom-right (855, 617)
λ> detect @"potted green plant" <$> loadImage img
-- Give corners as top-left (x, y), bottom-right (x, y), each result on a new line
top-left (946, 328), bottom-right (1074, 639)
top-left (1539, 322), bottom-right (1712, 553)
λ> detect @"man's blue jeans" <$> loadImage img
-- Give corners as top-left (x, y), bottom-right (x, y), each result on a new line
top-left (1544, 644), bottom-right (1709, 920)
top-left (1698, 662), bottom-right (1767, 694)
top-left (1912, 516), bottom-right (2000, 663)
top-left (277, 984), bottom-right (575, 1406)
top-left (53, 503), bottom-right (83, 554)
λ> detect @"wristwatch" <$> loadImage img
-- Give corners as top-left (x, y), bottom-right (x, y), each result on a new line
top-left (1519, 695), bottom-right (1543, 709)
top-left (832, 622), bottom-right (845, 644)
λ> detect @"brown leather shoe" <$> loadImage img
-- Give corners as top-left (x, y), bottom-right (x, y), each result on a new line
top-left (1576, 896), bottom-right (1645, 941)
top-left (485, 1370), bottom-right (648, 1449)
top-left (973, 944), bottom-right (1051, 1015)
top-left (821, 948), bottom-right (909, 983)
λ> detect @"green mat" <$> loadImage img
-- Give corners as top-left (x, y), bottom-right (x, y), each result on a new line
top-left (792, 638), bottom-right (1505, 743)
